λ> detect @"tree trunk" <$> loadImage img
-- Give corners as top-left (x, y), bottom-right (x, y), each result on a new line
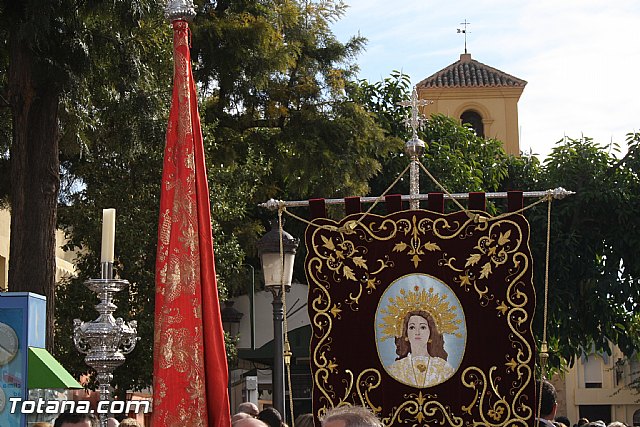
top-left (8, 36), bottom-right (61, 353)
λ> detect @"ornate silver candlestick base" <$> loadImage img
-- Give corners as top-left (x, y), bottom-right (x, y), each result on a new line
top-left (73, 262), bottom-right (138, 426)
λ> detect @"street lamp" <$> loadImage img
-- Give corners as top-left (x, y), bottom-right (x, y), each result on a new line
top-left (221, 300), bottom-right (244, 338)
top-left (257, 220), bottom-right (298, 420)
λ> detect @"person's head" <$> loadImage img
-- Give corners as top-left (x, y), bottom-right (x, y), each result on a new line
top-left (54, 412), bottom-right (99, 427)
top-left (395, 310), bottom-right (448, 360)
top-left (536, 379), bottom-right (557, 420)
top-left (233, 413), bottom-right (253, 424)
top-left (295, 413), bottom-right (315, 427)
top-left (119, 419), bottom-right (143, 427)
top-left (238, 402), bottom-right (260, 417)
top-left (556, 416), bottom-right (571, 427)
top-left (235, 418), bottom-right (269, 427)
top-left (258, 407), bottom-right (283, 427)
top-left (578, 419), bottom-right (590, 426)
top-left (107, 418), bottom-right (119, 427)
top-left (321, 405), bottom-right (383, 427)
top-left (608, 422), bottom-right (628, 427)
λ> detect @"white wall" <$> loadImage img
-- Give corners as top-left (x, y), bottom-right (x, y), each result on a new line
top-left (234, 282), bottom-right (310, 349)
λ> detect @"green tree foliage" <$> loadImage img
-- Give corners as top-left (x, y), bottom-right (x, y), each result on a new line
top-left (191, 0), bottom-right (395, 202)
top-left (51, 3), bottom-right (172, 394)
top-left (52, 0), bottom-right (398, 393)
top-left (188, 0), bottom-right (400, 285)
top-left (0, 0), bottom-right (163, 350)
top-left (532, 134), bottom-right (640, 367)
top-left (52, 4), bottom-right (270, 393)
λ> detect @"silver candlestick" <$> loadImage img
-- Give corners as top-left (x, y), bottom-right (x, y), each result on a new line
top-left (73, 262), bottom-right (138, 426)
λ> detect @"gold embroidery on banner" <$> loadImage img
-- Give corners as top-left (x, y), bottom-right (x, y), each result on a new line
top-left (165, 255), bottom-right (183, 303)
top-left (180, 222), bottom-right (198, 255)
top-left (155, 23), bottom-right (208, 427)
top-left (159, 328), bottom-right (192, 372)
top-left (355, 369), bottom-right (382, 412)
top-left (165, 400), bottom-right (206, 427)
top-left (381, 391), bottom-right (464, 427)
top-left (307, 212), bottom-right (534, 426)
top-left (392, 216), bottom-right (441, 268)
top-left (154, 377), bottom-right (167, 408)
top-left (155, 307), bottom-right (184, 344)
top-left (159, 208), bottom-right (172, 249)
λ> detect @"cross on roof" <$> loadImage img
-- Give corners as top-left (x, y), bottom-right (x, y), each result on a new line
top-left (397, 87), bottom-right (431, 138)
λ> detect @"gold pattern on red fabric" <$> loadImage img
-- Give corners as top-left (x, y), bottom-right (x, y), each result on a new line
top-left (152, 20), bottom-right (231, 427)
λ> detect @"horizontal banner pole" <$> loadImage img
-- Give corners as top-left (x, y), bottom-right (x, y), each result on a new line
top-left (259, 187), bottom-right (574, 210)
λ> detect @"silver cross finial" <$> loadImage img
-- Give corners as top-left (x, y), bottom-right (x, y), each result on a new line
top-left (397, 87), bottom-right (431, 138)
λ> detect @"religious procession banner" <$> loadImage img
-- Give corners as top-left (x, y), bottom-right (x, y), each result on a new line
top-left (305, 207), bottom-right (536, 426)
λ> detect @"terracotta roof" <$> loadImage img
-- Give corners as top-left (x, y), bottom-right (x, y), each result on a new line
top-left (417, 53), bottom-right (527, 89)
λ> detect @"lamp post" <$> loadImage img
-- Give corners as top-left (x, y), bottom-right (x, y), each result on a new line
top-left (257, 220), bottom-right (298, 419)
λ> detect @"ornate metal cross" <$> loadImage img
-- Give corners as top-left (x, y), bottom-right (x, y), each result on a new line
top-left (397, 87), bottom-right (432, 209)
top-left (397, 87), bottom-right (430, 139)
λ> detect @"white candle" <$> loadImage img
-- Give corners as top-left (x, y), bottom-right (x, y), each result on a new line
top-left (101, 208), bottom-right (116, 263)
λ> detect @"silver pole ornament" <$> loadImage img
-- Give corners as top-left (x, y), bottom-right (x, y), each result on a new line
top-left (165, 0), bottom-right (197, 22)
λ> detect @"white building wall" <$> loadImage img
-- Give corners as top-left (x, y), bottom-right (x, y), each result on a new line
top-left (234, 281), bottom-right (310, 350)
top-left (554, 346), bottom-right (640, 426)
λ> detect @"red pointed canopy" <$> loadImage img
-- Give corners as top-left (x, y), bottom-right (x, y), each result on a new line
top-left (152, 20), bottom-right (231, 427)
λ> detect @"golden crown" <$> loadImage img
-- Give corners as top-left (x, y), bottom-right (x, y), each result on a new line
top-left (378, 285), bottom-right (462, 341)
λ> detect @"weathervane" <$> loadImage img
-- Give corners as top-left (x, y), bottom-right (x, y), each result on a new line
top-left (397, 87), bottom-right (432, 209)
top-left (457, 19), bottom-right (471, 54)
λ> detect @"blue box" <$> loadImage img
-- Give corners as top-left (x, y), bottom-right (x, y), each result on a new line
top-left (0, 292), bottom-right (47, 427)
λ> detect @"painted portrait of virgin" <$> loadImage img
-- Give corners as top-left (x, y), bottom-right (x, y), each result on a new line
top-left (376, 274), bottom-right (466, 388)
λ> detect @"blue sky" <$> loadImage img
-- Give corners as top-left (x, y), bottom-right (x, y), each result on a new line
top-left (331, 0), bottom-right (640, 158)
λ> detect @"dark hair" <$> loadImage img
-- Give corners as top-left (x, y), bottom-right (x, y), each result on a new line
top-left (556, 416), bottom-right (571, 427)
top-left (54, 412), bottom-right (99, 427)
top-left (536, 379), bottom-right (557, 417)
top-left (394, 310), bottom-right (448, 361)
top-left (295, 413), bottom-right (315, 427)
top-left (258, 407), bottom-right (283, 427)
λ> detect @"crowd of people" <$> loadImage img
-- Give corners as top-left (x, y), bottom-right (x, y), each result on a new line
top-left (230, 385), bottom-right (636, 427)
top-left (43, 386), bottom-right (634, 427)
top-left (231, 402), bottom-right (383, 427)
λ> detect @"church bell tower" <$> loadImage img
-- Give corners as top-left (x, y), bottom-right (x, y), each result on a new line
top-left (416, 52), bottom-right (526, 156)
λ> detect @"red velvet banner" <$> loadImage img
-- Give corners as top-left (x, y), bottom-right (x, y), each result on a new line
top-left (152, 20), bottom-right (231, 427)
